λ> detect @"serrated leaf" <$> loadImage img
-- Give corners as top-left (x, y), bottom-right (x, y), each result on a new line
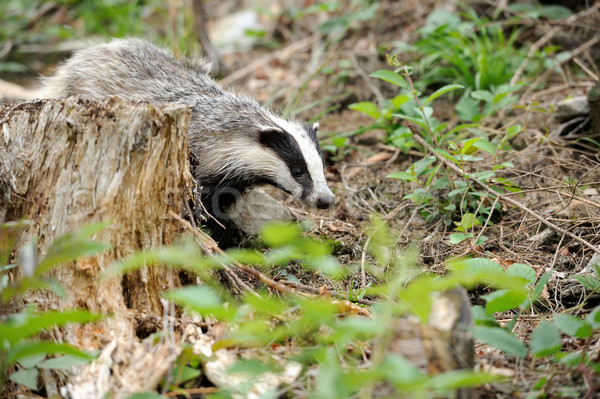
top-left (369, 70), bottom-right (408, 89)
top-left (10, 368), bottom-right (39, 390)
top-left (472, 326), bottom-right (528, 357)
top-left (483, 288), bottom-right (528, 314)
top-left (449, 232), bottom-right (472, 245)
top-left (553, 313), bottom-right (593, 339)
top-left (530, 320), bottom-right (561, 357)
top-left (348, 101), bottom-right (381, 119)
top-left (574, 275), bottom-right (600, 291)
top-left (423, 84), bottom-right (464, 106)
top-left (506, 263), bottom-right (537, 286)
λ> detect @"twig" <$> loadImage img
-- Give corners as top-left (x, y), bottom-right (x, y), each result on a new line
top-left (523, 35), bottom-right (600, 100)
top-left (277, 279), bottom-right (374, 306)
top-left (511, 3), bottom-right (600, 87)
top-left (573, 58), bottom-right (599, 82)
top-left (191, 0), bottom-right (227, 75)
top-left (169, 210), bottom-right (296, 296)
top-left (165, 387), bottom-right (219, 397)
top-left (410, 134), bottom-right (600, 255)
top-left (351, 53), bottom-right (385, 105)
top-left (360, 236), bottom-right (371, 288)
top-left (510, 26), bottom-right (560, 86)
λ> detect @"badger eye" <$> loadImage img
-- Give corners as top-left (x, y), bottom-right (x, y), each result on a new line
top-left (292, 167), bottom-right (303, 177)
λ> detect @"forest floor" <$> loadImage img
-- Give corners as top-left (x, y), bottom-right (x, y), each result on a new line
top-left (215, 1), bottom-right (600, 396)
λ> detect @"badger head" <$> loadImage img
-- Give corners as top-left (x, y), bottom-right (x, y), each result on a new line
top-left (255, 119), bottom-right (335, 210)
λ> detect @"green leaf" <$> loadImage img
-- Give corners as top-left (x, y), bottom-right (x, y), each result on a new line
top-left (18, 353), bottom-right (47, 369)
top-left (332, 136), bottom-right (349, 149)
top-left (36, 222), bottom-right (111, 274)
top-left (482, 288), bottom-right (528, 314)
top-left (163, 286), bottom-right (234, 320)
top-left (472, 326), bottom-right (528, 357)
top-left (531, 272), bottom-right (551, 302)
top-left (461, 137), bottom-right (482, 155)
top-left (556, 351), bottom-right (583, 366)
top-left (0, 310), bottom-right (102, 345)
top-left (450, 232), bottom-right (473, 245)
top-left (171, 364), bottom-right (201, 386)
top-left (391, 113), bottom-right (427, 129)
top-left (386, 171), bottom-right (416, 181)
top-left (553, 313), bottom-right (593, 339)
top-left (348, 101), bottom-right (381, 119)
top-left (381, 353), bottom-right (426, 387)
top-left (506, 263), bottom-right (537, 286)
top-left (5, 341), bottom-right (95, 366)
top-left (423, 84), bottom-right (464, 106)
top-left (506, 124), bottom-right (521, 138)
top-left (429, 370), bottom-right (501, 390)
top-left (38, 355), bottom-right (93, 369)
top-left (472, 138), bottom-right (496, 155)
top-left (261, 223), bottom-right (301, 247)
top-left (369, 70), bottom-right (408, 89)
top-left (102, 246), bottom-right (207, 280)
top-left (574, 275), bottom-right (600, 291)
top-left (530, 320), bottom-right (561, 357)
top-left (10, 368), bottom-right (39, 390)
top-left (471, 90), bottom-right (494, 103)
top-left (586, 306), bottom-right (600, 329)
top-left (411, 156), bottom-right (436, 175)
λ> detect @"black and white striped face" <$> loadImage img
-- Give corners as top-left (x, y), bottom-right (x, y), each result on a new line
top-left (258, 120), bottom-right (335, 209)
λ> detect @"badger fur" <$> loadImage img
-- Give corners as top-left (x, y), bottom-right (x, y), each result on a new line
top-left (42, 39), bottom-right (334, 238)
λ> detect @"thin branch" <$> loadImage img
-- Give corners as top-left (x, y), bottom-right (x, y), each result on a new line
top-left (411, 134), bottom-right (600, 255)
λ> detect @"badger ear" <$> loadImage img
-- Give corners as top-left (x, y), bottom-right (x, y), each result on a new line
top-left (259, 126), bottom-right (284, 134)
top-left (312, 122), bottom-right (319, 131)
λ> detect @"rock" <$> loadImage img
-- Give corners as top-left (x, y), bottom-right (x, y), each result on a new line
top-left (555, 96), bottom-right (590, 121)
top-left (208, 10), bottom-right (263, 54)
top-left (227, 188), bottom-right (294, 236)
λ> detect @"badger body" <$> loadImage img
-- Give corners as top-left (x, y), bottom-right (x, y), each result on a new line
top-left (43, 39), bottom-right (334, 236)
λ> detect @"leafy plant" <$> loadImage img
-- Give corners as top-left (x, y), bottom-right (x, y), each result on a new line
top-left (467, 258), bottom-right (600, 396)
top-left (105, 222), bottom-right (530, 398)
top-left (0, 221), bottom-right (107, 391)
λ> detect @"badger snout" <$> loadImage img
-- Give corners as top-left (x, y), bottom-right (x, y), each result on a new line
top-left (316, 193), bottom-right (335, 209)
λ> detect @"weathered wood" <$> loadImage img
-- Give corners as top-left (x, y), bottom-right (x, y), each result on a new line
top-left (1, 97), bottom-right (192, 396)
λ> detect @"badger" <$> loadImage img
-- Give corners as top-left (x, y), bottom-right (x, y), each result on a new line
top-left (42, 39), bottom-right (334, 239)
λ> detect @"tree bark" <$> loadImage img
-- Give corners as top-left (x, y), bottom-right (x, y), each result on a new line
top-left (1, 97), bottom-right (192, 396)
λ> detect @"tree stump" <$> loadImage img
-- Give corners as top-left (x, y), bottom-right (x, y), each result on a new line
top-left (1, 97), bottom-right (192, 396)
